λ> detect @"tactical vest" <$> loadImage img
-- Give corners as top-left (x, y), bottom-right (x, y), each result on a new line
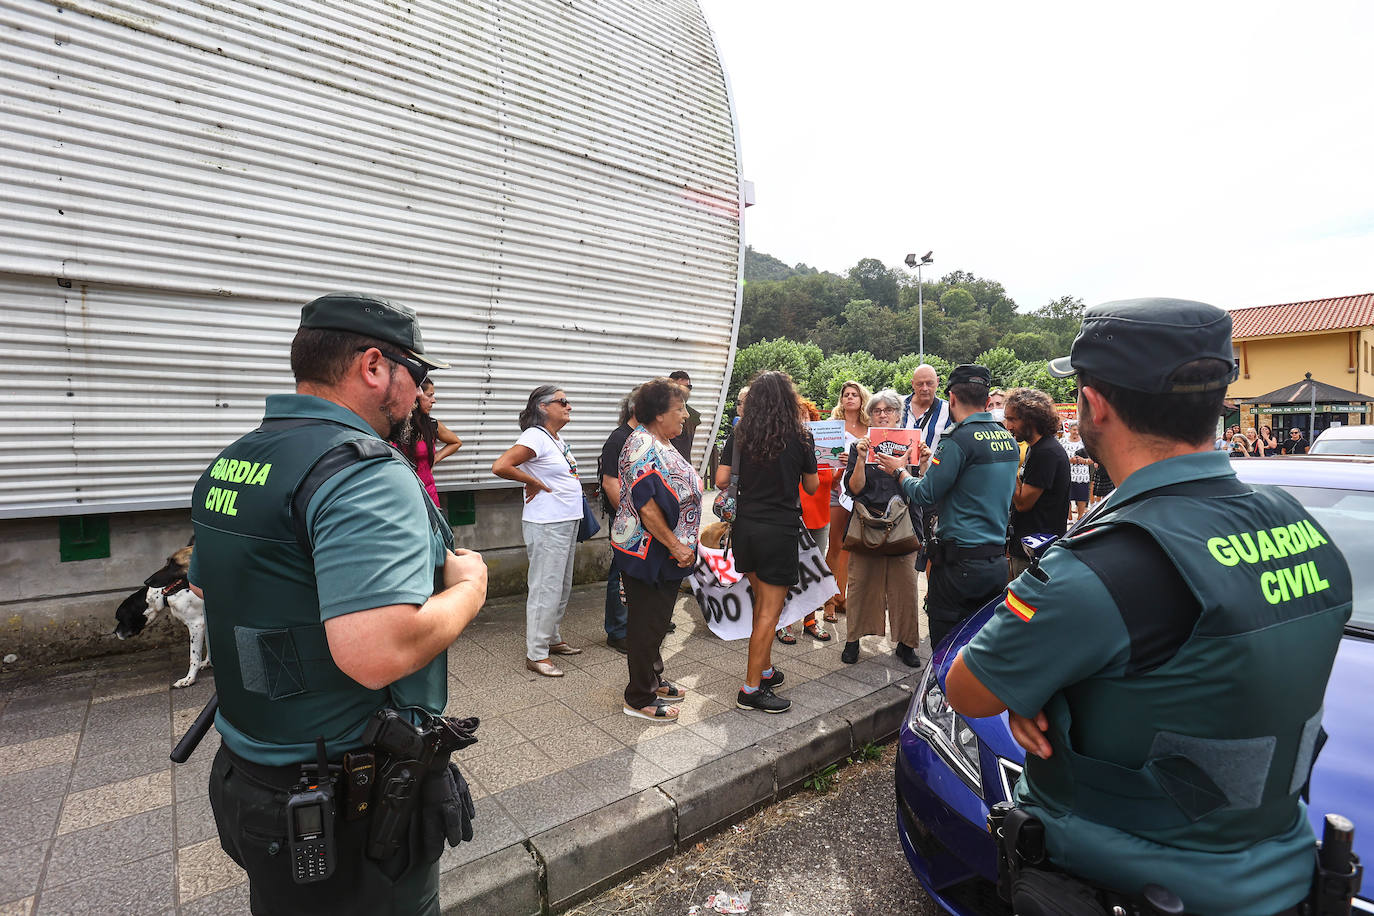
top-left (930, 415), bottom-right (1019, 546)
top-left (1026, 477), bottom-right (1351, 855)
top-left (191, 417), bottom-right (454, 765)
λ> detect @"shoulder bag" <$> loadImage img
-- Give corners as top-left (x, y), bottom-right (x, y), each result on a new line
top-left (843, 494), bottom-right (921, 556)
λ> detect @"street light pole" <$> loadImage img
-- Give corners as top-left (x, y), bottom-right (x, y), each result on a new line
top-left (904, 251), bottom-right (934, 361)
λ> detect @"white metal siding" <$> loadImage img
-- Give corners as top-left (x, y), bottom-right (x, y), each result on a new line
top-left (0, 0), bottom-right (741, 517)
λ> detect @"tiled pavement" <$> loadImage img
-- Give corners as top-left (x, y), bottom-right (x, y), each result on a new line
top-left (0, 578), bottom-right (928, 915)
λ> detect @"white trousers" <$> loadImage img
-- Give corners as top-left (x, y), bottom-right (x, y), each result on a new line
top-left (522, 517), bottom-right (580, 660)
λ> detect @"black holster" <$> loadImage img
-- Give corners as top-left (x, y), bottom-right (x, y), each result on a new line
top-left (987, 802), bottom-right (1187, 916)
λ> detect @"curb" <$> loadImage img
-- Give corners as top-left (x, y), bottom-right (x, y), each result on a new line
top-left (442, 673), bottom-right (920, 915)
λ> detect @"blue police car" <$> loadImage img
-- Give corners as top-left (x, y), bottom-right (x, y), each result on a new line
top-left (895, 456), bottom-right (1374, 915)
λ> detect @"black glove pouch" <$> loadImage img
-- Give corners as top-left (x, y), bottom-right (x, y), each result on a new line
top-left (418, 761), bottom-right (477, 864)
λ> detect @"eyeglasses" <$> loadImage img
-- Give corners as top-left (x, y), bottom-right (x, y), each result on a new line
top-left (357, 347), bottom-right (427, 386)
top-left (550, 398), bottom-right (572, 407)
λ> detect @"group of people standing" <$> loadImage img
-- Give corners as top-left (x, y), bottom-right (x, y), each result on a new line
top-left (1220, 423), bottom-right (1309, 457)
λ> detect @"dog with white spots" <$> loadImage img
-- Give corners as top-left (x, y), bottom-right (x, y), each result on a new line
top-left (113, 543), bottom-right (210, 688)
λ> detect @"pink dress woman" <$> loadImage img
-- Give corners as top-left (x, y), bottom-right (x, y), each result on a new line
top-left (413, 437), bottom-right (440, 505)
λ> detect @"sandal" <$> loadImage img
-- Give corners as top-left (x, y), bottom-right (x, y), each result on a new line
top-left (623, 700), bottom-right (679, 723)
top-left (804, 622), bottom-right (832, 642)
top-left (823, 608), bottom-right (838, 622)
top-left (775, 629), bottom-right (797, 645)
top-left (656, 680), bottom-right (688, 702)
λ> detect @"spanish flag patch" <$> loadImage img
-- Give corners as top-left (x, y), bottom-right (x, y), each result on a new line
top-left (1005, 589), bottom-right (1037, 623)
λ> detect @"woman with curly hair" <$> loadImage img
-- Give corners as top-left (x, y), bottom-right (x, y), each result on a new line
top-left (715, 371), bottom-right (819, 714)
top-left (823, 380), bottom-right (870, 622)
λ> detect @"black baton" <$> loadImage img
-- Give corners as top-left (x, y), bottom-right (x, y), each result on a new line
top-left (171, 693), bottom-right (219, 764)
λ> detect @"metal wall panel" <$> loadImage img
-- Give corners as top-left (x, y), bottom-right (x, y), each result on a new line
top-left (0, 0), bottom-right (741, 517)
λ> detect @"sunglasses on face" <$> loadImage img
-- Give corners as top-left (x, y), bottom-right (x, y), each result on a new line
top-left (550, 398), bottom-right (572, 407)
top-left (357, 347), bottom-right (428, 386)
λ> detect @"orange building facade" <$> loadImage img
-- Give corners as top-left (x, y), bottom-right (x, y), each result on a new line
top-left (1228, 293), bottom-right (1374, 434)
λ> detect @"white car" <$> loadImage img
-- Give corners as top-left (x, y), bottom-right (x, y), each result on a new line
top-left (1311, 425), bottom-right (1374, 457)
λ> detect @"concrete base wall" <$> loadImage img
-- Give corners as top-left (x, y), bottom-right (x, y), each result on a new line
top-left (0, 486), bottom-right (610, 669)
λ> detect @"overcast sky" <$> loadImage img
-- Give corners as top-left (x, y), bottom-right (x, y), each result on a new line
top-left (696, 0), bottom-right (1374, 311)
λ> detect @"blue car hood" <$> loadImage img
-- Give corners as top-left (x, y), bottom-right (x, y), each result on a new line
top-left (936, 603), bottom-right (1374, 871)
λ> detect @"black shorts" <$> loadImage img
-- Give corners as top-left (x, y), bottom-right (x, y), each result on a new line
top-left (1069, 481), bottom-right (1090, 503)
top-left (731, 517), bottom-right (800, 586)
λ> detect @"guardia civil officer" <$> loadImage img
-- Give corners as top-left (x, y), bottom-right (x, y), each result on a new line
top-left (188, 294), bottom-right (488, 915)
top-left (874, 364), bottom-right (1018, 649)
top-left (945, 299), bottom-right (1352, 914)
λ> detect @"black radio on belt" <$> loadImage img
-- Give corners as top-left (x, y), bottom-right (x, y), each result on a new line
top-left (286, 737), bottom-right (337, 884)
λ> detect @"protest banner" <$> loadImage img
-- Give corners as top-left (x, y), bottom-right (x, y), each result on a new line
top-left (808, 419), bottom-right (847, 468)
top-left (866, 427), bottom-right (921, 464)
top-left (689, 529), bottom-right (839, 640)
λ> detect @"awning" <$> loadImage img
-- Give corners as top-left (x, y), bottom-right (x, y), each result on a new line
top-left (1239, 377), bottom-right (1374, 406)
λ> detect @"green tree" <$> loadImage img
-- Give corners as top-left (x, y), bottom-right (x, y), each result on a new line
top-left (974, 347), bottom-right (1022, 387)
top-left (730, 337), bottom-right (824, 396)
top-left (1000, 331), bottom-right (1056, 362)
top-left (847, 258), bottom-right (901, 310)
top-left (1008, 362), bottom-right (1077, 402)
top-left (807, 351), bottom-right (897, 408)
top-left (939, 288), bottom-right (977, 321)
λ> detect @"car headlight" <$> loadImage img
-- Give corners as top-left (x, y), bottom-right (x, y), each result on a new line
top-left (908, 664), bottom-right (982, 792)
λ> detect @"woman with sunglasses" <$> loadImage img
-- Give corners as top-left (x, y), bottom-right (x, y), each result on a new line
top-left (492, 385), bottom-right (585, 677)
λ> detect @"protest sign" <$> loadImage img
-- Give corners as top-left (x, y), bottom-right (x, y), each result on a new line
top-left (689, 529), bottom-right (839, 640)
top-left (808, 420), bottom-right (847, 468)
top-left (867, 427), bottom-right (921, 464)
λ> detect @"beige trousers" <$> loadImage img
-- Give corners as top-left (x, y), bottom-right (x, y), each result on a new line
top-left (844, 550), bottom-right (921, 645)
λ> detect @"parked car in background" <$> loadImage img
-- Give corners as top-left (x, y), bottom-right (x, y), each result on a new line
top-left (1310, 426), bottom-right (1374, 457)
top-left (895, 456), bottom-right (1374, 916)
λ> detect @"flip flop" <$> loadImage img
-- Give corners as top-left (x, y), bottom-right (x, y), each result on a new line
top-left (623, 700), bottom-right (679, 722)
top-left (775, 629), bottom-right (797, 645)
top-left (655, 680), bottom-right (688, 702)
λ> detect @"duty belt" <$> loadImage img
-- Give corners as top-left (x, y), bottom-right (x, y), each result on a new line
top-left (932, 541), bottom-right (1004, 564)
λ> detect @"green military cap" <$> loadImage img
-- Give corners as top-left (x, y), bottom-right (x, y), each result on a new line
top-left (300, 292), bottom-right (449, 370)
top-left (946, 364), bottom-right (992, 391)
top-left (1047, 298), bottom-right (1236, 394)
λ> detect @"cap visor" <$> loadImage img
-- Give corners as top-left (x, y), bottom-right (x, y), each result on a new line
top-left (411, 351), bottom-right (450, 370)
top-left (1046, 356), bottom-right (1076, 378)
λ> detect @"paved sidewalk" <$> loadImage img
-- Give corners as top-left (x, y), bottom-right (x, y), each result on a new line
top-left (0, 579), bottom-right (930, 915)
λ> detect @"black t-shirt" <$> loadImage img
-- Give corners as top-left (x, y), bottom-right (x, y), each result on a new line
top-left (1011, 434), bottom-right (1070, 539)
top-left (721, 429), bottom-right (817, 529)
top-left (670, 404), bottom-right (702, 458)
top-left (1279, 436), bottom-right (1309, 455)
top-left (598, 423), bottom-right (633, 512)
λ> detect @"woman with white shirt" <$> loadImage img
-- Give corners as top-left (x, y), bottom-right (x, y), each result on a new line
top-left (492, 385), bottom-right (586, 677)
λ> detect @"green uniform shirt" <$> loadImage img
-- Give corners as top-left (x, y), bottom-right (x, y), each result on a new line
top-left (962, 450), bottom-right (1347, 914)
top-left (190, 395), bottom-right (448, 764)
top-left (898, 410), bottom-right (1019, 547)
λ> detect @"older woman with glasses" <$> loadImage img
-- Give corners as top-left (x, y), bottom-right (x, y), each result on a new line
top-left (840, 389), bottom-right (922, 667)
top-left (492, 385), bottom-right (585, 677)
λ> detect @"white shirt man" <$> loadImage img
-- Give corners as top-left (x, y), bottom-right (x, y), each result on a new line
top-left (900, 364), bottom-right (953, 453)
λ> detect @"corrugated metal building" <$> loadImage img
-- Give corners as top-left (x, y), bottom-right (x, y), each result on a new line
top-left (0, 0), bottom-right (743, 656)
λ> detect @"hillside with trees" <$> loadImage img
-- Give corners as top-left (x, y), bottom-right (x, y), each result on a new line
top-left (722, 249), bottom-right (1083, 432)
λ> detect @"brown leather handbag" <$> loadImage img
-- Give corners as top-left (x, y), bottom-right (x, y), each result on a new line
top-left (843, 495), bottom-right (921, 556)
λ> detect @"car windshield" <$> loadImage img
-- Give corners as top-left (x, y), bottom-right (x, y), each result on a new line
top-left (1310, 439), bottom-right (1374, 456)
top-left (1278, 485), bottom-right (1374, 633)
